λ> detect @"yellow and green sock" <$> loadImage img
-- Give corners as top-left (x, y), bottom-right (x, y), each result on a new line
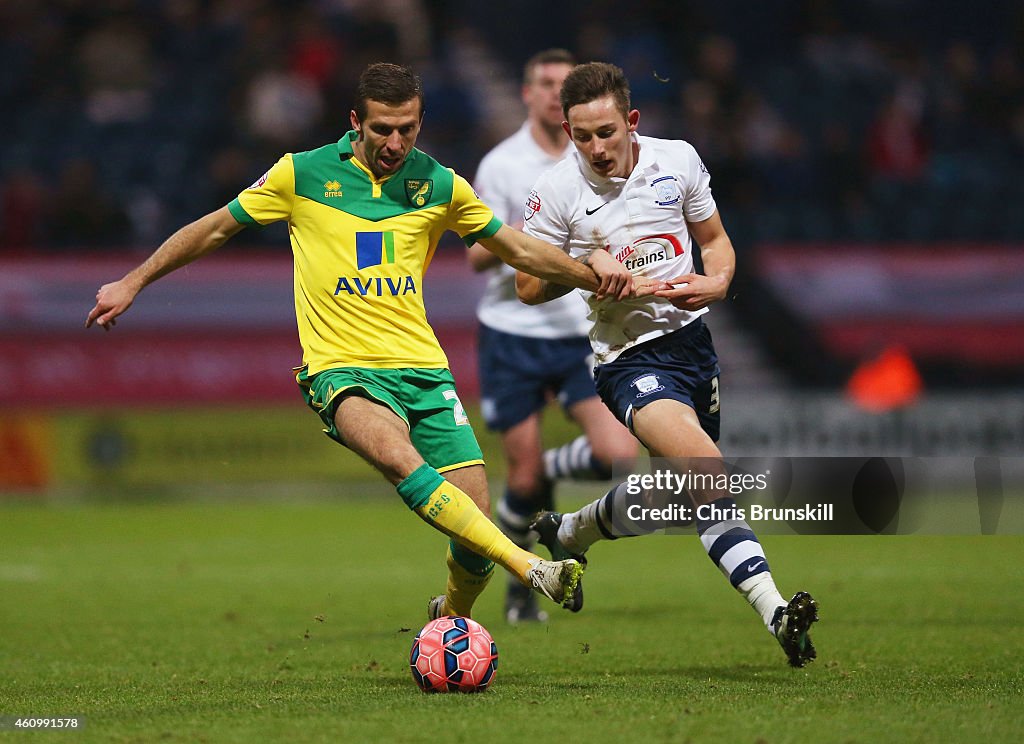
top-left (440, 540), bottom-right (494, 617)
top-left (397, 463), bottom-right (535, 583)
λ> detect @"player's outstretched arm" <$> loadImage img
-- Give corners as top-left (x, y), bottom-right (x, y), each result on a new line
top-left (516, 245), bottom-right (675, 307)
top-left (654, 210), bottom-right (735, 311)
top-left (516, 271), bottom-right (672, 305)
top-left (85, 206), bottom-right (244, 330)
top-left (480, 225), bottom-right (634, 299)
top-left (514, 247), bottom-right (627, 304)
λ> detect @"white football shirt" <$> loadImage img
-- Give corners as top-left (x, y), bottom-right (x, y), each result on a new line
top-left (523, 133), bottom-right (717, 364)
top-left (474, 122), bottom-right (591, 338)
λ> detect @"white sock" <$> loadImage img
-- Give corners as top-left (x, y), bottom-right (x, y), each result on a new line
top-left (557, 504), bottom-right (603, 554)
top-left (737, 572), bottom-right (787, 632)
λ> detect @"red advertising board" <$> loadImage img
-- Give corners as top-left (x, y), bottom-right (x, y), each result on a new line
top-left (755, 244), bottom-right (1024, 367)
top-left (0, 251), bottom-right (484, 406)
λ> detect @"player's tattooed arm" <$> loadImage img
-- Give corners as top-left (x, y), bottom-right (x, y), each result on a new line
top-left (515, 253), bottom-right (598, 304)
top-left (515, 269), bottom-right (572, 305)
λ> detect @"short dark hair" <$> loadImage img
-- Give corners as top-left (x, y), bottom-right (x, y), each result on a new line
top-left (560, 62), bottom-right (631, 119)
top-left (355, 63), bottom-right (424, 120)
top-left (523, 48), bottom-right (576, 84)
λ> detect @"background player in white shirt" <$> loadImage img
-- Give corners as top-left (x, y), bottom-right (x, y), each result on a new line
top-left (468, 50), bottom-right (638, 624)
top-left (517, 62), bottom-right (818, 667)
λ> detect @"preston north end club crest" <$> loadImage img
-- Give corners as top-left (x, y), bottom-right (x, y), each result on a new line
top-left (651, 175), bottom-right (681, 206)
top-left (631, 373), bottom-right (665, 398)
top-left (405, 179), bottom-right (433, 206)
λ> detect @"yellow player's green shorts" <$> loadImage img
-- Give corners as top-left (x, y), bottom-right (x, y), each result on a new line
top-left (295, 365), bottom-right (484, 473)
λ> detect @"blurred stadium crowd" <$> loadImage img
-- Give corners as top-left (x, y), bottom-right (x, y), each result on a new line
top-left (1, 0), bottom-right (1022, 253)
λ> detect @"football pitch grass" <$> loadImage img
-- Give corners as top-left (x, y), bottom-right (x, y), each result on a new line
top-left (2, 490), bottom-right (1022, 743)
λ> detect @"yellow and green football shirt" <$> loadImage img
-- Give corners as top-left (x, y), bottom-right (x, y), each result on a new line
top-left (228, 131), bottom-right (502, 374)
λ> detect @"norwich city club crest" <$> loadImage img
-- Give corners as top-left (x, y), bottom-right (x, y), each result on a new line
top-left (405, 179), bottom-right (433, 207)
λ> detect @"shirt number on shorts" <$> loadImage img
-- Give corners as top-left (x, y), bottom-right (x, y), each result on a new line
top-left (709, 376), bottom-right (720, 414)
top-left (443, 389), bottom-right (470, 426)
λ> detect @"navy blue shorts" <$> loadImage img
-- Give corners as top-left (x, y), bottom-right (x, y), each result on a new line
top-left (478, 324), bottom-right (598, 431)
top-left (594, 319), bottom-right (721, 441)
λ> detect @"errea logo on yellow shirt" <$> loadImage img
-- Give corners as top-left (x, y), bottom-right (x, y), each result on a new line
top-left (324, 180), bottom-right (343, 197)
